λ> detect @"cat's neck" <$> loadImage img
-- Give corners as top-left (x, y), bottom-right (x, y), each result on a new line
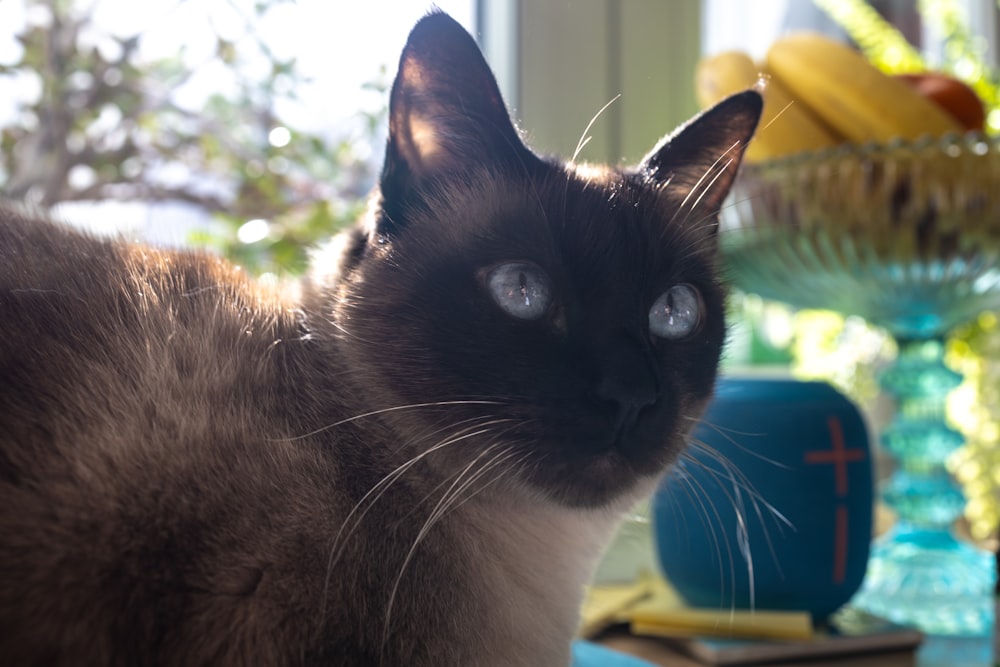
top-left (450, 482), bottom-right (654, 665)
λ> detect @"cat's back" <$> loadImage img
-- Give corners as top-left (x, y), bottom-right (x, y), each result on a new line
top-left (0, 207), bottom-right (334, 664)
top-left (0, 206), bottom-right (175, 454)
top-left (0, 206), bottom-right (301, 458)
top-left (3, 205), bottom-right (300, 398)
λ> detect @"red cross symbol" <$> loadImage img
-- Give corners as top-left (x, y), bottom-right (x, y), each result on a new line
top-left (804, 416), bottom-right (867, 584)
top-left (804, 416), bottom-right (866, 497)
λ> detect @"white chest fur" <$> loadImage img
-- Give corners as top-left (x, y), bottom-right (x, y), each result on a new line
top-left (460, 480), bottom-right (658, 667)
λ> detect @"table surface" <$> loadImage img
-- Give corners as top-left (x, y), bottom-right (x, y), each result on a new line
top-left (597, 630), bottom-right (992, 667)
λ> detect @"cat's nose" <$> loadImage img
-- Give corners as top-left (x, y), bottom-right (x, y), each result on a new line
top-left (592, 335), bottom-right (659, 437)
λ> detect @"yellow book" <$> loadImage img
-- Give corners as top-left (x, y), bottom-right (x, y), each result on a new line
top-left (581, 574), bottom-right (812, 641)
top-left (627, 578), bottom-right (813, 641)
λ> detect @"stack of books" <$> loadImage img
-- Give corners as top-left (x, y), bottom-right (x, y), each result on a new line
top-left (580, 574), bottom-right (923, 666)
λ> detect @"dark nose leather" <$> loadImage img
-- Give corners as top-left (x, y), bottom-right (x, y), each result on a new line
top-left (593, 334), bottom-right (658, 440)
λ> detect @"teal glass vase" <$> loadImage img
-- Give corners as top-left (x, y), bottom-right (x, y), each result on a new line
top-left (720, 135), bottom-right (1000, 636)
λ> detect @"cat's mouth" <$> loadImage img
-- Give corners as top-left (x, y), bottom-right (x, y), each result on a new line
top-left (509, 403), bottom-right (685, 508)
top-left (522, 445), bottom-right (679, 509)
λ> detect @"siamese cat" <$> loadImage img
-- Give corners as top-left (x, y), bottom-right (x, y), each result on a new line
top-left (0, 10), bottom-right (761, 666)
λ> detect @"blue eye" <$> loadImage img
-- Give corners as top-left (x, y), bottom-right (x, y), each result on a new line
top-left (649, 284), bottom-right (702, 339)
top-left (486, 262), bottom-right (552, 320)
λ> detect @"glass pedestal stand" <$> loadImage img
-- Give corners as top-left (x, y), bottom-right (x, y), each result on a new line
top-left (854, 338), bottom-right (990, 634)
top-left (721, 136), bottom-right (1000, 636)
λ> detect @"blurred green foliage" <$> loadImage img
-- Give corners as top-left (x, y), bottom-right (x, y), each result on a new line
top-left (0, 0), bottom-right (385, 275)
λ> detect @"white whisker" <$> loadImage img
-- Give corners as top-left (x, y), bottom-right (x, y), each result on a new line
top-left (686, 441), bottom-right (793, 534)
top-left (684, 417), bottom-right (792, 469)
top-left (572, 94), bottom-right (622, 163)
top-left (663, 419), bottom-right (799, 618)
top-left (669, 139), bottom-right (744, 227)
top-left (380, 442), bottom-right (526, 661)
top-left (681, 157), bottom-right (734, 226)
top-left (316, 417), bottom-right (513, 631)
top-left (271, 400), bottom-right (504, 442)
top-left (670, 464), bottom-right (738, 612)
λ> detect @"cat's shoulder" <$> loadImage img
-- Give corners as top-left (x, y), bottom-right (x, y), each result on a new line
top-left (0, 206), bottom-right (303, 413)
top-left (1, 205), bottom-right (125, 284)
top-left (0, 205), bottom-right (294, 331)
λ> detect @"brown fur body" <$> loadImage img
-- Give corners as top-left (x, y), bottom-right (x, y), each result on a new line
top-left (0, 12), bottom-right (760, 666)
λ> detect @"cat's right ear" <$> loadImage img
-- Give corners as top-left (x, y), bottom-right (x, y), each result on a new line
top-left (376, 12), bottom-right (532, 233)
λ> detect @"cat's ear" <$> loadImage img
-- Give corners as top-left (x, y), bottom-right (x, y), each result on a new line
top-left (378, 11), bottom-right (529, 229)
top-left (639, 90), bottom-right (762, 232)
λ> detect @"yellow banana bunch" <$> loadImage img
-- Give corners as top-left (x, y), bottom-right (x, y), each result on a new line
top-left (695, 33), bottom-right (970, 161)
top-left (694, 50), bottom-right (839, 162)
top-left (694, 50), bottom-right (758, 109)
top-left (765, 32), bottom-right (963, 143)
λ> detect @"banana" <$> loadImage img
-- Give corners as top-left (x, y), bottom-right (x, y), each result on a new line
top-left (694, 50), bottom-right (760, 109)
top-left (695, 50), bottom-right (841, 161)
top-left (766, 32), bottom-right (963, 143)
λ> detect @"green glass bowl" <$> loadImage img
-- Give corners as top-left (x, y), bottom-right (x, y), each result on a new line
top-left (720, 134), bottom-right (1000, 338)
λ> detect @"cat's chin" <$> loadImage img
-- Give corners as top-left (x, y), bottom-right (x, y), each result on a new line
top-left (517, 436), bottom-right (683, 509)
top-left (527, 418), bottom-right (687, 508)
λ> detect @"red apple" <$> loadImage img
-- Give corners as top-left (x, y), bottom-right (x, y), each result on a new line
top-left (894, 72), bottom-right (986, 132)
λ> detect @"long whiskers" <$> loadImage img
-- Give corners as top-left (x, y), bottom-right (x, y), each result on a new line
top-left (681, 415), bottom-right (790, 470)
top-left (271, 400), bottom-right (504, 443)
top-left (380, 441), bottom-right (527, 659)
top-left (682, 157), bottom-right (736, 225)
top-left (665, 428), bottom-right (793, 616)
top-left (315, 415), bottom-right (514, 630)
top-left (667, 462), bottom-right (739, 612)
top-left (684, 439), bottom-right (794, 540)
top-left (400, 419), bottom-right (539, 510)
top-left (573, 94), bottom-right (622, 163)
top-left (668, 139), bottom-right (744, 229)
top-left (693, 190), bottom-right (753, 240)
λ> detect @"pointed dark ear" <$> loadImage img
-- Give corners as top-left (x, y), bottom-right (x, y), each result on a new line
top-left (640, 90), bottom-right (762, 231)
top-left (378, 11), bottom-right (530, 231)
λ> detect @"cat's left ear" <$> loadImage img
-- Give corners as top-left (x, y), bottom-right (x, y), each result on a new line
top-left (639, 90), bottom-right (762, 232)
top-left (378, 12), bottom-right (530, 228)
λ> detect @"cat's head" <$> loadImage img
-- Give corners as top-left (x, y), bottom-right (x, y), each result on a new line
top-left (324, 11), bottom-right (761, 508)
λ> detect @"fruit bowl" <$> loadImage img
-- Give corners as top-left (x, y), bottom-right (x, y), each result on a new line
top-left (719, 133), bottom-right (1000, 635)
top-left (722, 133), bottom-right (1000, 339)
